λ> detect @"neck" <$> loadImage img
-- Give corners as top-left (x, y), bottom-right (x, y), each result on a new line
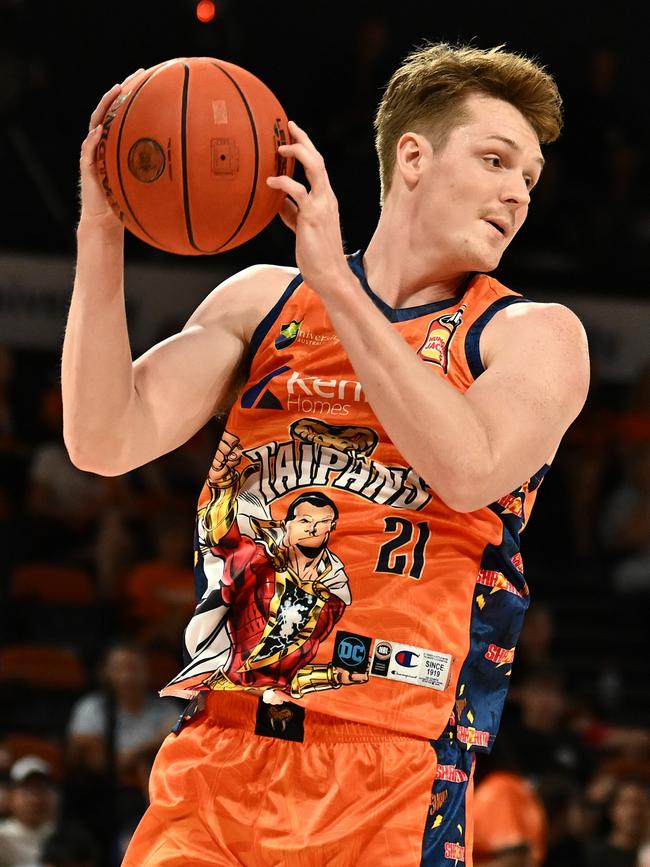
top-left (287, 547), bottom-right (320, 579)
top-left (364, 205), bottom-right (470, 308)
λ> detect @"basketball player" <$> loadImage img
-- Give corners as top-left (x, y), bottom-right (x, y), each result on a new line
top-left (63, 44), bottom-right (589, 867)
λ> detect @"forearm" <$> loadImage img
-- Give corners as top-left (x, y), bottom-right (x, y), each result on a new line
top-left (321, 276), bottom-right (493, 510)
top-left (62, 220), bottom-right (135, 473)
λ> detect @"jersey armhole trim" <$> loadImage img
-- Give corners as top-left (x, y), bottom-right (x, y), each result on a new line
top-left (464, 295), bottom-right (530, 380)
top-left (247, 272), bottom-right (304, 365)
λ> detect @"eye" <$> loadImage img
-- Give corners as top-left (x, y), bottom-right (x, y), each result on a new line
top-left (484, 155), bottom-right (502, 168)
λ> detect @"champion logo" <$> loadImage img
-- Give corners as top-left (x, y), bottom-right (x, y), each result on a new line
top-left (394, 650), bottom-right (419, 668)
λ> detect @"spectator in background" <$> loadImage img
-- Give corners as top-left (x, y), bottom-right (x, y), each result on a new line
top-left (26, 385), bottom-right (126, 563)
top-left (558, 353), bottom-right (616, 565)
top-left (510, 602), bottom-right (556, 693)
top-left (601, 443), bottom-right (650, 593)
top-left (0, 746), bottom-right (11, 820)
top-left (536, 775), bottom-right (589, 867)
top-left (583, 779), bottom-right (650, 867)
top-left (119, 510), bottom-right (195, 652)
top-left (40, 825), bottom-right (99, 867)
top-left (0, 346), bottom-right (18, 450)
top-left (66, 642), bottom-right (180, 782)
top-left (503, 668), bottom-right (594, 785)
top-left (473, 768), bottom-right (547, 865)
top-left (0, 756), bottom-right (58, 867)
top-left (65, 642), bottom-right (181, 859)
top-left (638, 841), bottom-right (650, 866)
top-left (617, 364), bottom-right (650, 455)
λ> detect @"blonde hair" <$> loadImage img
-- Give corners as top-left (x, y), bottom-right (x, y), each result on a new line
top-left (374, 42), bottom-right (563, 203)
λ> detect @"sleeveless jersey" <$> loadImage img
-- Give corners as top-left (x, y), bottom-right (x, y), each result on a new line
top-left (161, 250), bottom-right (548, 750)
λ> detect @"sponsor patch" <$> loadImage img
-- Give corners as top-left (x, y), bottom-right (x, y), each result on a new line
top-left (370, 639), bottom-right (452, 691)
top-left (333, 631), bottom-right (372, 674)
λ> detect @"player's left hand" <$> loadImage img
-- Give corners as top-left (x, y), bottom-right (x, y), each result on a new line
top-left (266, 121), bottom-right (351, 295)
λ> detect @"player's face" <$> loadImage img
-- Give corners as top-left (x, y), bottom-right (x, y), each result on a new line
top-left (284, 503), bottom-right (336, 550)
top-left (410, 93), bottom-right (544, 274)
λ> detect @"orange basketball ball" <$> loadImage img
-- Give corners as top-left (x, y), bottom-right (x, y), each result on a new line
top-left (97, 57), bottom-right (294, 255)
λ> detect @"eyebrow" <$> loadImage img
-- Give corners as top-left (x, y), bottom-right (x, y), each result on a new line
top-left (484, 135), bottom-right (545, 169)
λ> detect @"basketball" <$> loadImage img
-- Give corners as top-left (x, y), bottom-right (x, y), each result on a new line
top-left (96, 57), bottom-right (294, 255)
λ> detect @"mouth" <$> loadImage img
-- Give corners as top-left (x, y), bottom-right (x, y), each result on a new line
top-left (483, 218), bottom-right (509, 239)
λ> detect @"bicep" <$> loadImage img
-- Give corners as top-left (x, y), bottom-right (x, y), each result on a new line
top-left (464, 303), bottom-right (589, 502)
top-left (132, 316), bottom-right (246, 457)
top-left (125, 265), bottom-right (295, 471)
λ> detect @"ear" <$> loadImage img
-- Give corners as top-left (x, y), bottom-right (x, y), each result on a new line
top-left (395, 132), bottom-right (432, 189)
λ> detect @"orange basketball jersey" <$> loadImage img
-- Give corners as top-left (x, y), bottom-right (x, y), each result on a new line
top-left (161, 251), bottom-right (547, 747)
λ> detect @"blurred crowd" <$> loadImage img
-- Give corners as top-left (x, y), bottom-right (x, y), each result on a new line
top-left (0, 335), bottom-right (649, 866)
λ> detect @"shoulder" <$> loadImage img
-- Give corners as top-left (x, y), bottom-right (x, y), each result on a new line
top-left (482, 300), bottom-right (589, 369)
top-left (187, 264), bottom-right (301, 343)
top-left (478, 299), bottom-right (590, 414)
top-left (484, 296), bottom-right (586, 336)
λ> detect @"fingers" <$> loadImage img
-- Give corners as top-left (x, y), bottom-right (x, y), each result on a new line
top-left (80, 124), bottom-right (104, 168)
top-left (87, 68), bottom-right (145, 132)
top-left (88, 84), bottom-right (120, 132)
top-left (120, 67), bottom-right (145, 88)
top-left (267, 174), bottom-right (309, 207)
top-left (277, 121), bottom-right (330, 194)
top-left (287, 120), bottom-right (315, 150)
top-left (277, 196), bottom-right (299, 234)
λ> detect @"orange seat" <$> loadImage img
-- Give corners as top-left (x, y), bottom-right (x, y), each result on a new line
top-left (0, 644), bottom-right (86, 691)
top-left (11, 563), bottom-right (96, 605)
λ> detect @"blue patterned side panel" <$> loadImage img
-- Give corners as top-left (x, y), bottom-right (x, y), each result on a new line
top-left (451, 468), bottom-right (549, 754)
top-left (421, 734), bottom-right (475, 865)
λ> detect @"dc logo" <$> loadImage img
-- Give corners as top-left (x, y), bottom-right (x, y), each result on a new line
top-left (338, 637), bottom-right (367, 665)
top-left (395, 650), bottom-right (419, 668)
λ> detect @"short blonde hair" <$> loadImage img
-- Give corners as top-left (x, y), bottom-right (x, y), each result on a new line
top-left (374, 42), bottom-right (563, 203)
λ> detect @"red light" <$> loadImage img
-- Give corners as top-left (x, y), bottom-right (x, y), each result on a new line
top-left (196, 0), bottom-right (215, 22)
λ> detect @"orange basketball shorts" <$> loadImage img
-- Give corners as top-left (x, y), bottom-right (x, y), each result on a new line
top-left (122, 692), bottom-right (474, 866)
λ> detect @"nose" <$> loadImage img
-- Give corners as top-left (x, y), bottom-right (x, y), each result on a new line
top-left (500, 172), bottom-right (530, 208)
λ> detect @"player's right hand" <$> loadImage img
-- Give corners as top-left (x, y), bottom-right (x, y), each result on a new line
top-left (78, 69), bottom-right (144, 228)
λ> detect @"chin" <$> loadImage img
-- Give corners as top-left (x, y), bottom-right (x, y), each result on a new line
top-left (470, 251), bottom-right (503, 274)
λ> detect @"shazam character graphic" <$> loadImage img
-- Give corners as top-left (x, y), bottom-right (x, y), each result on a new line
top-left (186, 430), bottom-right (368, 703)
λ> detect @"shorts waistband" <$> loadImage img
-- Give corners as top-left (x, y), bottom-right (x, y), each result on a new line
top-left (202, 691), bottom-right (427, 745)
